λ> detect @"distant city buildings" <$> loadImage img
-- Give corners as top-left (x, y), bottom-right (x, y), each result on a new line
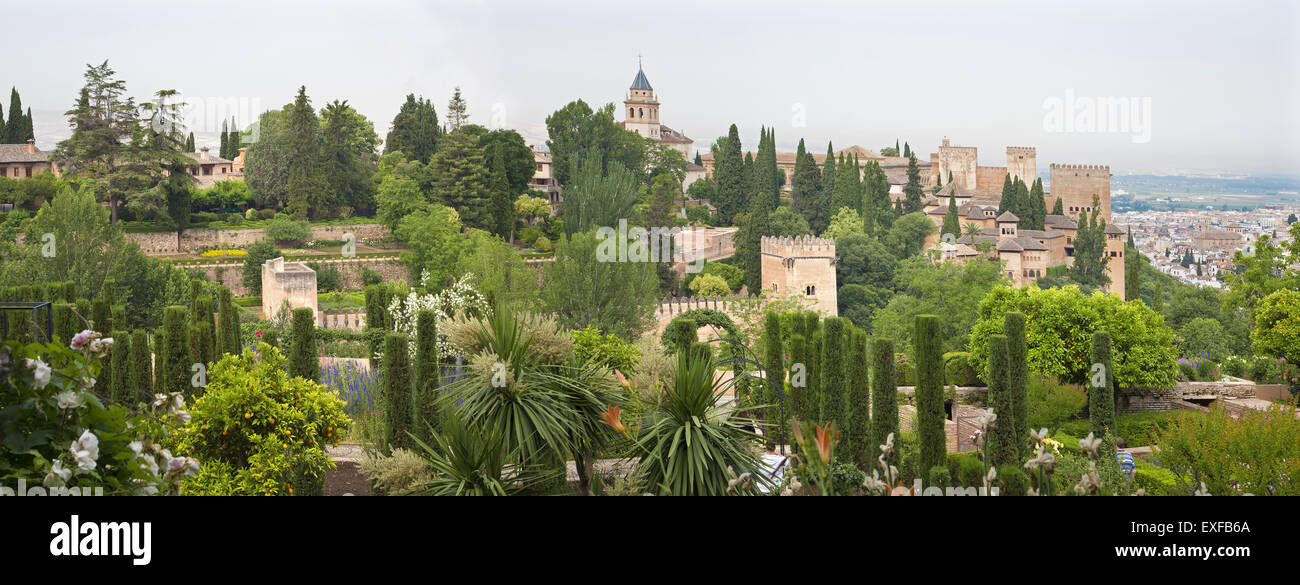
top-left (1117, 205), bottom-right (1299, 288)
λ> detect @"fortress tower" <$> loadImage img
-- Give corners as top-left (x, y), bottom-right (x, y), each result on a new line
top-left (936, 138), bottom-right (978, 189)
top-left (1006, 147), bottom-right (1037, 185)
top-left (760, 236), bottom-right (838, 316)
top-left (1104, 223), bottom-right (1127, 300)
top-left (1048, 164), bottom-right (1111, 221)
top-left (623, 61), bottom-right (660, 140)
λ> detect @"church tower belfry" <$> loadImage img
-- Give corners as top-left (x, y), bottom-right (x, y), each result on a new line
top-left (624, 59), bottom-right (660, 139)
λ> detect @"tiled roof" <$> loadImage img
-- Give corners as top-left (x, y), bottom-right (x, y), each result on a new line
top-left (1013, 235), bottom-right (1049, 251)
top-left (185, 152), bottom-right (233, 165)
top-left (630, 66), bottom-right (653, 91)
top-left (0, 144), bottom-right (50, 163)
top-left (1045, 214), bottom-right (1078, 229)
top-left (997, 210), bottom-right (1019, 222)
top-left (1104, 223), bottom-right (1125, 234)
top-left (657, 124), bottom-right (693, 144)
top-left (997, 239), bottom-right (1024, 252)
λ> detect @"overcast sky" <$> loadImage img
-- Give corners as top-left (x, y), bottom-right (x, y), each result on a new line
top-left (11, 0), bottom-right (1300, 175)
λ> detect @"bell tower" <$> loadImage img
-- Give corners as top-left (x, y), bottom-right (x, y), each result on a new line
top-left (624, 58), bottom-right (660, 139)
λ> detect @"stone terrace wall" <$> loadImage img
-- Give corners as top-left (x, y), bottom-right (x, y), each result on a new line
top-left (196, 257), bottom-right (408, 297)
top-left (1118, 380), bottom-right (1260, 414)
top-left (126, 223), bottom-right (390, 255)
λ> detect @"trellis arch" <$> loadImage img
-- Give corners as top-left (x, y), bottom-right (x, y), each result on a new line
top-left (660, 308), bottom-right (739, 354)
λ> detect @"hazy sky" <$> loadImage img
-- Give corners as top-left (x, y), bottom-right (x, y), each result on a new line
top-left (11, 0), bottom-right (1300, 175)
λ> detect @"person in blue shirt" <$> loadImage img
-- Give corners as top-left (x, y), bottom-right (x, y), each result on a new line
top-left (1116, 437), bottom-right (1136, 478)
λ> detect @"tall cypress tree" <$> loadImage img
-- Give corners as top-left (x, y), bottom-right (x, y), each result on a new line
top-left (160, 306), bottom-right (191, 398)
top-left (6, 87), bottom-right (24, 144)
top-left (847, 330), bottom-right (870, 471)
top-left (818, 142), bottom-right (836, 233)
top-left (998, 174), bottom-right (1016, 215)
top-left (941, 194), bottom-right (960, 240)
top-left (713, 125), bottom-right (745, 225)
top-left (131, 330), bottom-right (152, 397)
top-left (870, 337), bottom-right (899, 470)
top-left (790, 138), bottom-right (821, 228)
top-left (288, 307), bottom-right (318, 382)
top-left (736, 182), bottom-right (769, 294)
top-left (984, 334), bottom-right (1018, 467)
top-left (109, 330), bottom-right (130, 405)
top-left (819, 317), bottom-right (845, 426)
top-left (902, 154), bottom-right (924, 214)
top-left (184, 132), bottom-right (195, 153)
top-left (1028, 178), bottom-right (1047, 230)
top-left (1013, 178), bottom-right (1032, 228)
top-left (1005, 312), bottom-right (1029, 458)
top-left (761, 311), bottom-right (786, 447)
top-left (382, 332), bottom-right (412, 451)
top-left (219, 119), bottom-right (229, 160)
top-left (1089, 330), bottom-right (1116, 440)
top-left (413, 309), bottom-right (440, 444)
top-left (217, 287), bottom-right (241, 356)
top-left (914, 315), bottom-right (946, 475)
top-left (831, 152), bottom-right (858, 216)
top-left (788, 333), bottom-right (808, 425)
top-left (1052, 197), bottom-right (1064, 216)
top-left (487, 145), bottom-right (513, 239)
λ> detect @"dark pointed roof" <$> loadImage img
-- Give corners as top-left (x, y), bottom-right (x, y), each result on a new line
top-left (630, 66), bottom-right (653, 91)
top-left (997, 210), bottom-right (1019, 222)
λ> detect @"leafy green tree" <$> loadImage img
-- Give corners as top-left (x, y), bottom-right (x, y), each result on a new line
top-left (559, 151), bottom-right (640, 237)
top-left (320, 100), bottom-right (378, 215)
top-left (545, 100), bottom-right (644, 187)
top-left (1068, 196), bottom-right (1111, 289)
top-left (836, 232), bottom-right (898, 290)
top-left (968, 286), bottom-right (1178, 389)
top-left (689, 273), bottom-right (730, 297)
top-left (384, 93), bottom-right (440, 163)
top-left (1223, 222), bottom-right (1300, 312)
top-left (396, 203), bottom-right (470, 291)
top-left (767, 205), bottom-right (811, 237)
top-left (471, 127), bottom-right (535, 196)
top-left (541, 230), bottom-right (659, 340)
top-left (886, 212), bottom-right (936, 259)
top-left (241, 239), bottom-right (279, 292)
top-left (870, 336), bottom-right (899, 469)
top-left (913, 315), bottom-right (945, 475)
top-left (838, 283), bottom-right (891, 331)
top-left (1251, 289), bottom-right (1300, 369)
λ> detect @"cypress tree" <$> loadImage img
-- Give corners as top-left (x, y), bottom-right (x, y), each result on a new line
top-left (160, 306), bottom-right (192, 398)
top-left (382, 332), bottom-right (413, 451)
top-left (1013, 178), bottom-right (1031, 228)
top-left (846, 330), bottom-right (870, 470)
top-left (818, 142), bottom-right (836, 233)
top-left (92, 299), bottom-right (111, 394)
top-left (217, 287), bottom-right (241, 355)
top-left (91, 298), bottom-right (109, 333)
top-left (5, 87), bottom-right (23, 143)
top-left (1029, 178), bottom-right (1047, 230)
top-left (131, 330), bottom-right (152, 397)
top-left (737, 188), bottom-right (768, 294)
top-left (61, 281), bottom-right (76, 303)
top-left (941, 194), bottom-right (960, 240)
top-left (807, 329), bottom-right (822, 422)
top-left (1089, 330), bottom-right (1116, 440)
top-left (984, 334), bottom-right (1018, 467)
top-left (53, 302), bottom-right (76, 343)
top-left (713, 124), bottom-right (745, 225)
top-left (788, 333), bottom-right (808, 425)
top-left (288, 307), bottom-right (318, 382)
top-left (192, 294), bottom-right (217, 361)
top-left (914, 315), bottom-right (946, 475)
top-left (487, 145), bottom-right (513, 239)
top-left (870, 337), bottom-right (899, 470)
top-left (1052, 197), bottom-right (1064, 216)
top-left (185, 132), bottom-right (195, 153)
top-left (902, 154), bottom-right (924, 214)
top-left (413, 309), bottom-right (440, 443)
top-left (23, 107), bottom-right (32, 141)
top-left (761, 312), bottom-right (786, 447)
top-left (111, 305), bottom-right (125, 334)
top-left (998, 174), bottom-right (1016, 215)
top-left (109, 330), bottom-right (130, 405)
top-left (75, 299), bottom-right (91, 330)
top-left (219, 120), bottom-right (229, 160)
top-left (1005, 312), bottom-right (1029, 457)
top-left (819, 317), bottom-right (845, 425)
top-left (1152, 280), bottom-right (1163, 314)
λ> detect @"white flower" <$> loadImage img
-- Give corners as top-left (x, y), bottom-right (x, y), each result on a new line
top-left (87, 337), bottom-right (113, 356)
top-left (43, 460), bottom-right (72, 487)
top-left (139, 454), bottom-right (159, 476)
top-left (55, 390), bottom-right (85, 410)
top-left (153, 393), bottom-right (169, 408)
top-left (134, 483), bottom-right (159, 496)
top-left (78, 376), bottom-right (95, 390)
top-left (1079, 432), bottom-right (1102, 457)
top-left (26, 358), bottom-right (51, 389)
top-left (69, 430), bottom-right (100, 472)
top-left (128, 441), bottom-right (144, 457)
top-left (170, 393), bottom-right (185, 410)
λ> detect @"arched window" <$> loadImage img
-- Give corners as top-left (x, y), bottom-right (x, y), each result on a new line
top-left (805, 285), bottom-right (816, 296)
top-left (638, 108), bottom-right (643, 119)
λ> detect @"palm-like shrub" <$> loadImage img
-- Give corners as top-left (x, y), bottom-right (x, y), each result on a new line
top-left (410, 410), bottom-right (538, 496)
top-left (635, 350), bottom-right (767, 496)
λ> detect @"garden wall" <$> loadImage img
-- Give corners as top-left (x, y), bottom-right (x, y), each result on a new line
top-left (196, 257), bottom-right (409, 297)
top-left (1118, 380), bottom-right (1262, 414)
top-left (126, 223), bottom-right (391, 255)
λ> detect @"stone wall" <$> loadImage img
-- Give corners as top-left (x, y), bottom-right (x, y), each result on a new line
top-left (194, 257), bottom-right (408, 297)
top-left (1005, 146), bottom-right (1037, 185)
top-left (975, 166), bottom-right (1008, 190)
top-left (1118, 380), bottom-right (1260, 414)
top-left (1048, 164), bottom-right (1110, 221)
top-left (125, 223), bottom-right (391, 255)
top-left (262, 258), bottom-right (318, 319)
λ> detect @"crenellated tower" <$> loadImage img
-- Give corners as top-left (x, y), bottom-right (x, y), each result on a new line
top-left (760, 236), bottom-right (838, 316)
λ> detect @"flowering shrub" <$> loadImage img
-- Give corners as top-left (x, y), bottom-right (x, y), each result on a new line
top-left (0, 333), bottom-right (197, 495)
top-left (386, 273), bottom-right (489, 360)
top-left (171, 344), bottom-right (350, 496)
top-left (199, 248), bottom-right (249, 258)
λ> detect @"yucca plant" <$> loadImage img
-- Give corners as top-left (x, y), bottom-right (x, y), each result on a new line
top-left (408, 411), bottom-right (544, 496)
top-left (635, 350), bottom-right (767, 496)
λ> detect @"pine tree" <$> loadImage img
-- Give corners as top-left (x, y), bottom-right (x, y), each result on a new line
top-left (487, 145), bottom-right (513, 239)
top-left (385, 94), bottom-right (441, 162)
top-left (1089, 330), bottom-right (1116, 440)
top-left (914, 315), bottom-right (946, 475)
top-left (428, 130), bottom-right (490, 228)
top-left (413, 309), bottom-right (440, 443)
top-left (984, 334), bottom-right (1017, 467)
top-left (383, 332), bottom-right (413, 451)
top-left (288, 307), bottom-right (318, 382)
top-left (847, 330), bottom-right (870, 470)
top-left (447, 87), bottom-right (468, 132)
top-left (1005, 312), bottom-right (1029, 458)
top-left (131, 330), bottom-right (152, 396)
top-left (109, 330), bottom-right (130, 405)
top-left (870, 336), bottom-right (899, 469)
top-left (819, 317), bottom-right (845, 425)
